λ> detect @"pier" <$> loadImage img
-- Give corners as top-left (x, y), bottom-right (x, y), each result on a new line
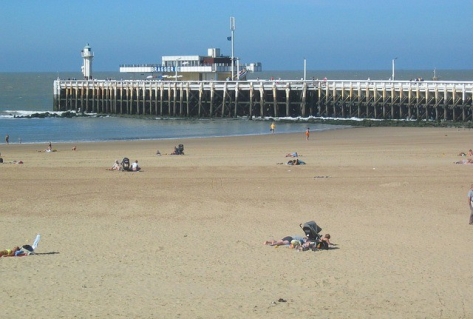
top-left (53, 79), bottom-right (473, 121)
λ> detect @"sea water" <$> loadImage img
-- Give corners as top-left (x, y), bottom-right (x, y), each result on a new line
top-left (0, 70), bottom-right (471, 144)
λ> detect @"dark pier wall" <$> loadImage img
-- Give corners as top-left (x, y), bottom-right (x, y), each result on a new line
top-left (54, 80), bottom-right (473, 121)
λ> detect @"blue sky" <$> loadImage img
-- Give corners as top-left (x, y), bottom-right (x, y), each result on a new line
top-left (1, 0), bottom-right (472, 72)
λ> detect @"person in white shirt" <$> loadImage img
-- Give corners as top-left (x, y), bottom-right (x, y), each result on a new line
top-left (131, 160), bottom-right (141, 172)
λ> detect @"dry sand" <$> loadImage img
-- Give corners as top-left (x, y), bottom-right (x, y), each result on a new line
top-left (0, 127), bottom-right (472, 318)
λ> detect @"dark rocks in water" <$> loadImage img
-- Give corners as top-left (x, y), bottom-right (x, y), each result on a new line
top-left (13, 111), bottom-right (92, 119)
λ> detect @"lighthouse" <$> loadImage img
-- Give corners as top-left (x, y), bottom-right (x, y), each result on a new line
top-left (81, 44), bottom-right (94, 80)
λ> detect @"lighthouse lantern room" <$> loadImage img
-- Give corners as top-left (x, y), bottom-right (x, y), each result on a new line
top-left (81, 44), bottom-right (94, 80)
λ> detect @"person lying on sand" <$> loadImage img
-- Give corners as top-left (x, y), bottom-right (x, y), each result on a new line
top-left (1, 234), bottom-right (41, 257)
top-left (2, 160), bottom-right (23, 164)
top-left (0, 244), bottom-right (35, 257)
top-left (454, 158), bottom-right (473, 164)
top-left (264, 235), bottom-right (307, 247)
top-left (285, 152), bottom-right (299, 157)
top-left (0, 246), bottom-right (22, 257)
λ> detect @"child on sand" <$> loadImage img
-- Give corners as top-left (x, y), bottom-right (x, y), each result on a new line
top-left (317, 234), bottom-right (332, 249)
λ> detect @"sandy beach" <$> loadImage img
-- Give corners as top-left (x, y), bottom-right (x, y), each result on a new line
top-left (0, 127), bottom-right (472, 318)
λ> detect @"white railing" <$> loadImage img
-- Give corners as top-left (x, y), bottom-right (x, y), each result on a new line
top-left (54, 79), bottom-right (473, 97)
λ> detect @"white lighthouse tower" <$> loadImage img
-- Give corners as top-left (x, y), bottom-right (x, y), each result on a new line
top-left (81, 44), bottom-right (94, 80)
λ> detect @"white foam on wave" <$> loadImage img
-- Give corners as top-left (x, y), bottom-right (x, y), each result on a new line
top-left (257, 115), bottom-right (420, 122)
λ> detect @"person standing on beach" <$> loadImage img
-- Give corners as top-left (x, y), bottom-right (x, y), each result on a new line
top-left (305, 128), bottom-right (310, 140)
top-left (270, 122), bottom-right (275, 134)
top-left (5, 134), bottom-right (9, 144)
top-left (468, 184), bottom-right (473, 225)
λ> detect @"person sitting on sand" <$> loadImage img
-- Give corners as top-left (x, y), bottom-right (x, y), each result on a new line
top-left (107, 160), bottom-right (121, 171)
top-left (131, 160), bottom-right (141, 171)
top-left (264, 235), bottom-right (306, 247)
top-left (170, 144), bottom-right (184, 155)
top-left (457, 149), bottom-right (472, 156)
top-left (317, 234), bottom-right (332, 249)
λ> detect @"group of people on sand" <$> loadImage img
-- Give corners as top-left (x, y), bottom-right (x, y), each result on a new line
top-left (454, 149), bottom-right (473, 164)
top-left (264, 234), bottom-right (333, 251)
top-left (277, 152), bottom-right (306, 165)
top-left (107, 159), bottom-right (141, 171)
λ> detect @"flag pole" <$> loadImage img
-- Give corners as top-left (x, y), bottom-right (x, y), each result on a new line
top-left (230, 17), bottom-right (235, 80)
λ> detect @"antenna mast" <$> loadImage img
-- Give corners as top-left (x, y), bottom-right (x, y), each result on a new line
top-left (230, 17), bottom-right (235, 80)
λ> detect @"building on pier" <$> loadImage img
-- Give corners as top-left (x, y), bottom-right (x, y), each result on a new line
top-left (120, 48), bottom-right (261, 81)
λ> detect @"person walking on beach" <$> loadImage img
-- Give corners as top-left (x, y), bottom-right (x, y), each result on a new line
top-left (305, 128), bottom-right (310, 140)
top-left (5, 134), bottom-right (9, 144)
top-left (468, 184), bottom-right (473, 225)
top-left (270, 122), bottom-right (275, 134)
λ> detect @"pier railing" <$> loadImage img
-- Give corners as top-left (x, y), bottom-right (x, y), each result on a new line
top-left (53, 79), bottom-right (473, 121)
